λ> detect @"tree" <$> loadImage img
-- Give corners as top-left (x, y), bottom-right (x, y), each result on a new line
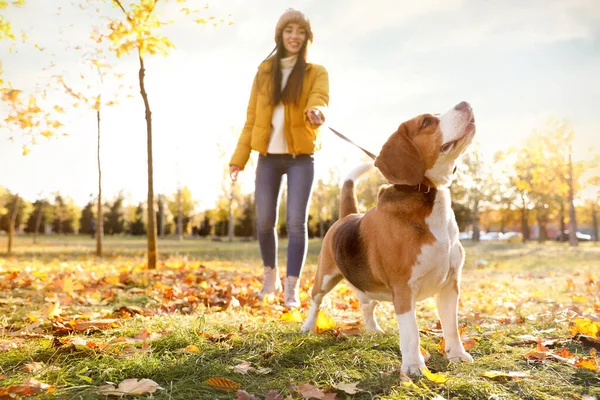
top-left (105, 193), bottom-right (125, 234)
top-left (167, 186), bottom-right (196, 238)
top-left (25, 197), bottom-right (52, 242)
top-left (452, 144), bottom-right (491, 241)
top-left (309, 168), bottom-right (341, 238)
top-left (130, 203), bottom-right (146, 235)
top-left (102, 0), bottom-right (229, 268)
top-left (51, 194), bottom-right (79, 234)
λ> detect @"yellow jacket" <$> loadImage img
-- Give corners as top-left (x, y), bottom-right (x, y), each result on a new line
top-left (229, 59), bottom-right (329, 169)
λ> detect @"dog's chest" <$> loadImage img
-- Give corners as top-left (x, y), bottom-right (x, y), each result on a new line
top-left (409, 189), bottom-right (461, 300)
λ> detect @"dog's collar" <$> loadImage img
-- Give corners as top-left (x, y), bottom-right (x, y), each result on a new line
top-left (393, 183), bottom-right (437, 194)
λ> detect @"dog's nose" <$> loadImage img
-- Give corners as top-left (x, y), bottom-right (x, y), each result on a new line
top-left (455, 101), bottom-right (471, 111)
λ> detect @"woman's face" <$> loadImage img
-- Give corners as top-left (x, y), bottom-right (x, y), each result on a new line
top-left (282, 23), bottom-right (306, 57)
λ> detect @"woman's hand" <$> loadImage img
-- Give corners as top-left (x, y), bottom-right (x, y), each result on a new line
top-left (306, 108), bottom-right (324, 126)
top-left (229, 165), bottom-right (241, 182)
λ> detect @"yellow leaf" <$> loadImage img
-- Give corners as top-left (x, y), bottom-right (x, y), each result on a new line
top-left (574, 356), bottom-right (597, 371)
top-left (569, 317), bottom-right (600, 338)
top-left (183, 345), bottom-right (200, 353)
top-left (421, 367), bottom-right (447, 384)
top-left (280, 310), bottom-right (303, 322)
top-left (22, 145), bottom-right (30, 156)
top-left (46, 301), bottom-right (61, 318)
top-left (204, 377), bottom-right (240, 392)
top-left (315, 311), bottom-right (335, 333)
top-left (481, 370), bottom-right (530, 380)
top-left (105, 276), bottom-right (120, 285)
top-left (63, 277), bottom-right (74, 294)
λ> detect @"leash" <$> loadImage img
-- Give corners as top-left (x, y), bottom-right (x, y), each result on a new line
top-left (328, 127), bottom-right (377, 160)
top-left (309, 110), bottom-right (377, 160)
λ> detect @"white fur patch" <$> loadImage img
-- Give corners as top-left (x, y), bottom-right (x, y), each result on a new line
top-left (396, 310), bottom-right (426, 374)
top-left (344, 162), bottom-right (374, 183)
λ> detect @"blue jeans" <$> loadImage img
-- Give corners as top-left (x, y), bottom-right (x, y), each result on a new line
top-left (255, 153), bottom-right (315, 278)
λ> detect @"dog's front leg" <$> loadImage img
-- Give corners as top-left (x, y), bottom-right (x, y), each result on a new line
top-left (393, 286), bottom-right (425, 375)
top-left (435, 280), bottom-right (473, 363)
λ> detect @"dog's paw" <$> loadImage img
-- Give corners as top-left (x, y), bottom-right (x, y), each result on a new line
top-left (401, 362), bottom-right (426, 376)
top-left (300, 321), bottom-right (316, 334)
top-left (445, 349), bottom-right (474, 363)
top-left (364, 323), bottom-right (384, 334)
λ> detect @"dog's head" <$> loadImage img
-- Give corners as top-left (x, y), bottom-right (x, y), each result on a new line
top-left (374, 101), bottom-right (476, 188)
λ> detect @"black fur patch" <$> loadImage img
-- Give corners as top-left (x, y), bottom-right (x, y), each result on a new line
top-left (333, 216), bottom-right (375, 292)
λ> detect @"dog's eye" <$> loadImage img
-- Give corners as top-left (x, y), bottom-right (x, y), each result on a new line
top-left (421, 117), bottom-right (436, 128)
top-left (441, 141), bottom-right (455, 154)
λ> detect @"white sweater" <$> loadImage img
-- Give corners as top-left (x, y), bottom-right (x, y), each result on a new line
top-left (267, 55), bottom-right (298, 154)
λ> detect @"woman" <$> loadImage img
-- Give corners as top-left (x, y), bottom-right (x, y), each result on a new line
top-left (229, 8), bottom-right (329, 308)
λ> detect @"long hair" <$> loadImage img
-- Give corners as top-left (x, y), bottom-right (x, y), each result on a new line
top-left (269, 36), bottom-right (308, 106)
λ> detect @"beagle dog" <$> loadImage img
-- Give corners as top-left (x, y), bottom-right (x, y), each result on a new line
top-left (301, 101), bottom-right (476, 375)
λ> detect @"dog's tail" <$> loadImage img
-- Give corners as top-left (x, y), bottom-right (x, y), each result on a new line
top-left (339, 162), bottom-right (374, 219)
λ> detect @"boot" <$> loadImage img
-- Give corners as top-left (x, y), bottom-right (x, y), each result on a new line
top-left (284, 276), bottom-right (301, 308)
top-left (258, 266), bottom-right (282, 300)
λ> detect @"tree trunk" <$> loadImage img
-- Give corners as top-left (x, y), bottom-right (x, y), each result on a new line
top-left (158, 195), bottom-right (164, 237)
top-left (472, 198), bottom-right (480, 241)
top-left (177, 188), bottom-right (183, 240)
top-left (138, 52), bottom-right (158, 269)
top-left (559, 201), bottom-right (566, 241)
top-left (567, 145), bottom-right (578, 247)
top-left (592, 201), bottom-right (599, 242)
top-left (7, 194), bottom-right (21, 255)
top-left (96, 108), bottom-right (103, 257)
top-left (227, 187), bottom-right (234, 242)
top-left (536, 211), bottom-right (547, 242)
top-left (520, 192), bottom-right (529, 242)
top-left (33, 202), bottom-right (43, 245)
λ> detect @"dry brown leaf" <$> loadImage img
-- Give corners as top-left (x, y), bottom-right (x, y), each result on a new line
top-left (205, 376), bottom-right (241, 392)
top-left (232, 361), bottom-right (254, 374)
top-left (264, 390), bottom-right (284, 400)
top-left (98, 378), bottom-right (163, 396)
top-left (73, 319), bottom-right (119, 332)
top-left (0, 377), bottom-right (54, 397)
top-left (293, 383), bottom-right (336, 400)
top-left (22, 362), bottom-right (44, 373)
top-left (236, 390), bottom-right (260, 400)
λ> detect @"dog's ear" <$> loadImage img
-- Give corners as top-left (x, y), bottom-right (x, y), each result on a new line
top-left (374, 123), bottom-right (425, 185)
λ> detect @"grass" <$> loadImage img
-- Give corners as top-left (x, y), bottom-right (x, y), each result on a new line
top-left (0, 236), bottom-right (599, 399)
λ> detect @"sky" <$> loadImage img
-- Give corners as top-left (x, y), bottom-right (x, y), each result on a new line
top-left (1, 0), bottom-right (599, 210)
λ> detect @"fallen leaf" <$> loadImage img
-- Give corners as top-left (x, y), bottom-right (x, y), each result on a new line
top-left (293, 383), bottom-right (337, 399)
top-left (400, 373), bottom-right (419, 390)
top-left (200, 332), bottom-right (235, 343)
top-left (0, 377), bottom-right (54, 397)
top-left (73, 319), bottom-right (119, 332)
top-left (281, 310), bottom-right (303, 322)
top-left (574, 356), bottom-right (597, 371)
top-left (481, 370), bottom-right (530, 380)
top-left (316, 311), bottom-right (335, 333)
top-left (233, 361), bottom-right (254, 374)
top-left (205, 376), bottom-right (241, 392)
top-left (332, 381), bottom-right (361, 394)
top-left (236, 389), bottom-right (259, 400)
top-left (264, 390), bottom-right (284, 400)
top-left (98, 378), bottom-right (163, 396)
top-left (22, 362), bottom-right (44, 373)
top-left (176, 345), bottom-right (200, 353)
top-left (421, 367), bottom-right (448, 384)
top-left (420, 346), bottom-right (431, 362)
top-left (569, 318), bottom-right (600, 338)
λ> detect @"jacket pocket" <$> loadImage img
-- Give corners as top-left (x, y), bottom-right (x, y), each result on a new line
top-left (291, 124), bottom-right (317, 154)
